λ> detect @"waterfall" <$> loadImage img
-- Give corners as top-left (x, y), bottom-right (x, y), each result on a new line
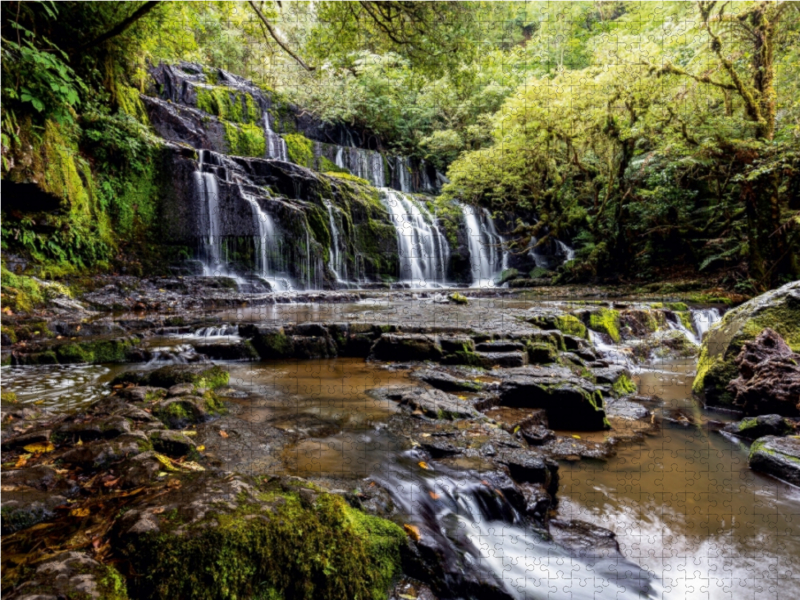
top-left (334, 146), bottom-right (385, 187)
top-left (334, 146), bottom-right (344, 169)
top-left (461, 204), bottom-right (507, 287)
top-left (239, 185), bottom-right (294, 291)
top-left (195, 151), bottom-right (223, 275)
top-left (380, 189), bottom-right (449, 287)
top-left (373, 450), bottom-right (659, 600)
top-left (556, 239), bottom-right (575, 263)
top-left (263, 112), bottom-right (288, 161)
top-left (395, 157), bottom-right (412, 193)
top-left (692, 307), bottom-right (721, 341)
top-left (324, 200), bottom-right (347, 283)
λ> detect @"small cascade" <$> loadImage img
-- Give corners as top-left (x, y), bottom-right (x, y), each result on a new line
top-left (195, 151), bottom-right (222, 275)
top-left (334, 146), bottom-right (345, 169)
top-left (324, 200), bottom-right (348, 283)
top-left (239, 185), bottom-right (294, 291)
top-left (461, 204), bottom-right (507, 287)
top-left (193, 325), bottom-right (239, 338)
top-left (556, 239), bottom-right (575, 263)
top-left (380, 189), bottom-right (449, 287)
top-left (146, 344), bottom-right (203, 365)
top-left (263, 112), bottom-right (288, 161)
top-left (418, 159), bottom-right (434, 192)
top-left (692, 307), bottom-right (721, 341)
top-left (588, 330), bottom-right (637, 369)
top-left (373, 450), bottom-right (658, 600)
top-left (332, 146), bottom-right (385, 187)
top-left (395, 156), bottom-right (412, 193)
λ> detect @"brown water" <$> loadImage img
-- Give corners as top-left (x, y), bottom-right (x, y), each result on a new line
top-left (558, 360), bottom-right (800, 599)
top-left (225, 358), bottom-right (411, 478)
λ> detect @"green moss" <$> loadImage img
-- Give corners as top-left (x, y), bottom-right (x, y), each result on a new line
top-left (325, 171), bottom-right (371, 186)
top-left (284, 133), bottom-right (314, 168)
top-left (117, 84), bottom-right (149, 125)
top-left (497, 268), bottom-right (519, 285)
top-left (54, 337), bottom-right (139, 364)
top-left (449, 292), bottom-right (468, 305)
top-left (202, 390), bottom-right (228, 415)
top-left (224, 121), bottom-right (266, 157)
top-left (530, 267), bottom-right (553, 279)
top-left (587, 308), bottom-right (621, 343)
top-left (612, 374), bottom-right (637, 397)
top-left (305, 206), bottom-right (331, 254)
top-left (677, 311), bottom-right (694, 331)
top-left (127, 489), bottom-right (404, 600)
top-left (554, 315), bottom-right (587, 338)
top-left (320, 156), bottom-right (348, 174)
top-left (251, 329), bottom-right (294, 359)
top-left (666, 302), bottom-right (689, 312)
top-left (112, 365), bottom-right (230, 390)
top-left (196, 87), bottom-right (259, 124)
top-left (526, 342), bottom-right (559, 364)
top-left (1, 391), bottom-right (18, 404)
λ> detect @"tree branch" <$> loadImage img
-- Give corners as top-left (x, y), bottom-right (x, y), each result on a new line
top-left (247, 0), bottom-right (315, 72)
top-left (76, 1), bottom-right (160, 52)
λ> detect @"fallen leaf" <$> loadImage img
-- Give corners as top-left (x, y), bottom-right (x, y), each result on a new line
top-left (457, 395), bottom-right (466, 400)
top-left (152, 507), bottom-right (166, 514)
top-left (417, 461), bottom-right (429, 470)
top-left (70, 507), bottom-right (91, 518)
top-left (572, 434), bottom-right (581, 439)
top-left (196, 445), bottom-right (205, 452)
top-left (403, 524), bottom-right (421, 541)
top-left (103, 477), bottom-right (120, 488)
top-left (76, 437), bottom-right (83, 446)
top-left (181, 461), bottom-right (205, 472)
top-left (92, 537), bottom-right (102, 550)
top-left (33, 400), bottom-right (45, 406)
top-left (219, 430), bottom-right (229, 438)
top-left (15, 454), bottom-right (31, 468)
top-left (181, 430), bottom-right (197, 437)
top-left (429, 491), bottom-right (440, 500)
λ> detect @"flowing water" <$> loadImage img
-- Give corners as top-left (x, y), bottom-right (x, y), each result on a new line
top-left (461, 203), bottom-right (508, 287)
top-left (264, 112), bottom-right (288, 161)
top-left (380, 189), bottom-right (450, 287)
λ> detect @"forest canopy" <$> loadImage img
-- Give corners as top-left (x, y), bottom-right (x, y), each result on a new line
top-left (2, 1), bottom-right (799, 292)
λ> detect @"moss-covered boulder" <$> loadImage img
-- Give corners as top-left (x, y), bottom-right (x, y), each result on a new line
top-left (111, 365), bottom-right (230, 390)
top-left (370, 334), bottom-right (443, 362)
top-left (694, 281), bottom-right (800, 406)
top-left (116, 475), bottom-right (406, 600)
top-left (748, 435), bottom-right (800, 487)
top-left (585, 308), bottom-right (621, 343)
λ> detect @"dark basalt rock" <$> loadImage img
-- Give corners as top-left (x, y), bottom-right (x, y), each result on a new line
top-left (371, 334), bottom-right (443, 362)
top-left (413, 369), bottom-right (483, 392)
top-left (549, 519), bottom-right (622, 559)
top-left (1, 490), bottom-right (67, 535)
top-left (372, 385), bottom-right (479, 420)
top-left (748, 435), bottom-right (800, 486)
top-left (723, 414), bottom-right (795, 440)
top-left (420, 440), bottom-right (462, 458)
top-left (149, 430), bottom-right (196, 456)
top-left (494, 448), bottom-right (559, 495)
top-left (727, 328), bottom-right (800, 416)
top-left (5, 551), bottom-right (127, 600)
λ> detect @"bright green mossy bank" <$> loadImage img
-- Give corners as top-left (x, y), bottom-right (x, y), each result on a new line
top-left (586, 308), bottom-right (621, 343)
top-left (126, 488), bottom-right (406, 600)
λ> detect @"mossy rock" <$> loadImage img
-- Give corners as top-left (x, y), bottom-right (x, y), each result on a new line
top-left (554, 315), bottom-right (587, 339)
top-left (585, 308), bottom-right (621, 343)
top-left (448, 292), bottom-right (468, 305)
top-left (122, 479), bottom-right (405, 600)
top-left (526, 342), bottom-right (559, 365)
top-left (497, 268), bottom-right (519, 285)
top-left (284, 133), bottom-right (314, 168)
top-left (693, 281), bottom-right (800, 406)
top-left (612, 374), bottom-right (638, 397)
top-left (111, 365), bottom-right (230, 390)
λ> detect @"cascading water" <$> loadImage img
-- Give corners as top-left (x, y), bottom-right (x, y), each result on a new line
top-left (692, 307), bottom-right (721, 341)
top-left (194, 151), bottom-right (226, 276)
top-left (239, 185), bottom-right (294, 291)
top-left (556, 239), bottom-right (575, 262)
top-left (380, 189), bottom-right (449, 286)
top-left (324, 200), bottom-right (348, 283)
top-left (373, 450), bottom-right (659, 600)
top-left (461, 204), bottom-right (508, 287)
top-left (396, 156), bottom-right (412, 193)
top-left (263, 112), bottom-right (288, 161)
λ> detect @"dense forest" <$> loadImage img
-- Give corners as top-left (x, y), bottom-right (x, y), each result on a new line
top-left (3, 4), bottom-right (800, 600)
top-left (2, 1), bottom-right (799, 311)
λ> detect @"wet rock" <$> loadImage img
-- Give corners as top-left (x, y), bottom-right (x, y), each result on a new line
top-left (88, 396), bottom-right (165, 427)
top-left (605, 397), bottom-right (651, 421)
top-left (53, 415), bottom-right (131, 443)
top-left (499, 372), bottom-right (609, 430)
top-left (2, 465), bottom-right (76, 495)
top-left (117, 451), bottom-right (164, 489)
top-left (149, 430), bottom-right (196, 456)
top-left (413, 369), bottom-right (482, 392)
top-left (112, 364), bottom-right (229, 390)
top-left (723, 415), bottom-right (795, 439)
top-left (6, 551), bottom-right (127, 600)
top-left (475, 350), bottom-right (528, 368)
top-left (1, 490), bottom-right (66, 534)
top-left (194, 340), bottom-right (258, 361)
top-left (520, 425), bottom-right (556, 446)
top-left (727, 328), bottom-right (800, 416)
top-left (1, 428), bottom-right (52, 450)
top-left (592, 366), bottom-right (631, 385)
top-left (290, 334), bottom-right (337, 359)
top-left (154, 396), bottom-right (209, 428)
top-left (519, 482), bottom-right (552, 522)
top-left (694, 281), bottom-right (799, 406)
top-left (748, 435), bottom-right (800, 486)
top-left (371, 334), bottom-right (443, 362)
top-left (494, 449), bottom-right (559, 495)
top-left (373, 386), bottom-right (479, 420)
top-left (549, 519), bottom-right (622, 559)
top-left (58, 434), bottom-right (148, 470)
top-left (525, 343), bottom-right (558, 365)
top-left (420, 440), bottom-right (462, 458)
top-left (475, 340), bottom-right (525, 352)
top-left (439, 335), bottom-right (475, 354)
top-left (167, 383), bottom-right (194, 397)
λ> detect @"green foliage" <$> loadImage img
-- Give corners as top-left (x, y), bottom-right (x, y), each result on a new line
top-left (196, 86), bottom-right (260, 124)
top-left (224, 121), bottom-right (266, 157)
top-left (284, 133), bottom-right (314, 168)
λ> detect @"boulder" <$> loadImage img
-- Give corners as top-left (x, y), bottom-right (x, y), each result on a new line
top-left (372, 386), bottom-right (478, 420)
top-left (694, 281), bottom-right (799, 406)
top-left (5, 551), bottom-right (128, 600)
top-left (726, 328), bottom-right (800, 416)
top-left (499, 374), bottom-right (609, 430)
top-left (723, 414), bottom-right (795, 439)
top-left (475, 351), bottom-right (528, 368)
top-left (412, 369), bottom-right (483, 392)
top-left (748, 435), bottom-right (800, 486)
top-left (1, 490), bottom-right (67, 534)
top-left (494, 449), bottom-right (559, 495)
top-left (370, 334), bottom-right (443, 362)
top-left (149, 430), bottom-right (196, 456)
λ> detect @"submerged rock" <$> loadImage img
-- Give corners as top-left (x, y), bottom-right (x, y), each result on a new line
top-left (748, 435), bottom-right (800, 486)
top-left (413, 369), bottom-right (483, 392)
top-left (694, 281), bottom-right (799, 406)
top-left (373, 386), bottom-right (478, 420)
top-left (371, 334), bottom-right (443, 362)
